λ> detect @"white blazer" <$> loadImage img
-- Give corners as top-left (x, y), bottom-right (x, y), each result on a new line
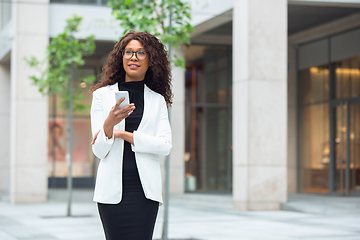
top-left (90, 82), bottom-right (172, 204)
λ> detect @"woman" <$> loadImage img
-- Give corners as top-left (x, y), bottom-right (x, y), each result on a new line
top-left (90, 31), bottom-right (172, 240)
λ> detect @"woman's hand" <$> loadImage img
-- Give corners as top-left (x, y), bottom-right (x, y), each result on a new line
top-left (103, 97), bottom-right (135, 138)
top-left (114, 130), bottom-right (134, 145)
top-left (91, 130), bottom-right (100, 145)
top-left (92, 130), bottom-right (134, 145)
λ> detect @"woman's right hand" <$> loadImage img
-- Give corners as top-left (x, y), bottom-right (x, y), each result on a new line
top-left (103, 97), bottom-right (135, 138)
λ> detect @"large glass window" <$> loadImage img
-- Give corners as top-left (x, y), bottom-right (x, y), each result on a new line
top-left (334, 56), bottom-right (360, 195)
top-left (48, 68), bottom-right (97, 179)
top-left (299, 103), bottom-right (329, 193)
top-left (185, 45), bottom-right (232, 192)
top-left (299, 52), bottom-right (360, 195)
top-left (299, 64), bottom-right (330, 193)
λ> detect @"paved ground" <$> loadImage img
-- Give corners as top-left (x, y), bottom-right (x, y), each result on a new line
top-left (0, 190), bottom-right (359, 240)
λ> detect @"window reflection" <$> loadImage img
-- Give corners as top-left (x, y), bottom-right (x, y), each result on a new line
top-left (300, 65), bottom-right (329, 104)
top-left (185, 45), bottom-right (232, 192)
top-left (299, 104), bottom-right (329, 193)
top-left (336, 58), bottom-right (360, 99)
top-left (48, 68), bottom-right (96, 178)
top-left (299, 55), bottom-right (360, 194)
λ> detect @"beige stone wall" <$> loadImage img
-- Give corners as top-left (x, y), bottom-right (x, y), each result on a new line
top-left (9, 0), bottom-right (49, 203)
top-left (169, 48), bottom-right (185, 194)
top-left (232, 0), bottom-right (288, 210)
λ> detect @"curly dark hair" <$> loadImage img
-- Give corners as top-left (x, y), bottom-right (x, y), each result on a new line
top-left (90, 31), bottom-right (173, 106)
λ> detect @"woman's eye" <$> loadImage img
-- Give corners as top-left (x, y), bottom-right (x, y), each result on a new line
top-left (138, 51), bottom-right (146, 56)
top-left (125, 50), bottom-right (132, 55)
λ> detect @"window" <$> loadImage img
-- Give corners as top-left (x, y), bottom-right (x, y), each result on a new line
top-left (48, 68), bottom-right (97, 179)
top-left (1, 1), bottom-right (11, 29)
top-left (298, 43), bottom-right (360, 195)
top-left (185, 45), bottom-right (232, 192)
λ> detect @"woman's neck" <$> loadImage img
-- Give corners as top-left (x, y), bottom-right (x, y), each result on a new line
top-left (125, 74), bottom-right (145, 82)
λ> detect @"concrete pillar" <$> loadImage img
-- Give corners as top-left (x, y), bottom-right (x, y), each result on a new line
top-left (232, 0), bottom-right (287, 210)
top-left (169, 48), bottom-right (185, 194)
top-left (0, 63), bottom-right (11, 198)
top-left (10, 0), bottom-right (49, 203)
top-left (287, 45), bottom-right (297, 194)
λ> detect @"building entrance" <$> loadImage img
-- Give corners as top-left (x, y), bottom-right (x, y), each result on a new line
top-left (298, 29), bottom-right (360, 195)
top-left (333, 101), bottom-right (360, 195)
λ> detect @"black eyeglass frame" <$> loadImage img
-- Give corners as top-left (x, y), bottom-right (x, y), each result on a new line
top-left (121, 49), bottom-right (149, 60)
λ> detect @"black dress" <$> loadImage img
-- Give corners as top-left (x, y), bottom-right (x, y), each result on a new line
top-left (97, 80), bottom-right (159, 240)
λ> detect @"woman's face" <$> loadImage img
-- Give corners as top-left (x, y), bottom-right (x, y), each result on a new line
top-left (122, 40), bottom-right (150, 82)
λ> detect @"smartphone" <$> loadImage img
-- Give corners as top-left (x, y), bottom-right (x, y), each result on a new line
top-left (115, 91), bottom-right (130, 110)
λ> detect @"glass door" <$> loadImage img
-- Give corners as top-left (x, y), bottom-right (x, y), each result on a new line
top-left (184, 45), bottom-right (232, 192)
top-left (335, 103), bottom-right (347, 194)
top-left (334, 102), bottom-right (360, 195)
top-left (350, 103), bottom-right (360, 194)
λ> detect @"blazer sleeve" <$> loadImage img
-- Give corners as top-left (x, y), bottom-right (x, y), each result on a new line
top-left (90, 90), bottom-right (115, 159)
top-left (131, 97), bottom-right (172, 156)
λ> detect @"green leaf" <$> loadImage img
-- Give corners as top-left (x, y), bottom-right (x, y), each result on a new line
top-left (173, 55), bottom-right (185, 70)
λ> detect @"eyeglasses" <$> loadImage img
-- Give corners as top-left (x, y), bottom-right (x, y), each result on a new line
top-left (121, 49), bottom-right (149, 61)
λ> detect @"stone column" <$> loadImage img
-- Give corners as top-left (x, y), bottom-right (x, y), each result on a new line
top-left (0, 63), bottom-right (11, 197)
top-left (232, 0), bottom-right (287, 210)
top-left (169, 48), bottom-right (185, 194)
top-left (10, 0), bottom-right (49, 203)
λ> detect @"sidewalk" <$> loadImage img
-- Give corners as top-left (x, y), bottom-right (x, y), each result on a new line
top-left (0, 190), bottom-right (359, 240)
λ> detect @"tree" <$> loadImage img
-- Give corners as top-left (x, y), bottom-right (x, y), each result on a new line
top-left (108, 0), bottom-right (194, 68)
top-left (25, 14), bottom-right (96, 216)
top-left (25, 14), bottom-right (96, 111)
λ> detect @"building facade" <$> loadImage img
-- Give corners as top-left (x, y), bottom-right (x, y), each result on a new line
top-left (0, 0), bottom-right (359, 210)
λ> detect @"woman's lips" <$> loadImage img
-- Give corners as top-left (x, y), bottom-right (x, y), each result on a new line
top-left (129, 64), bottom-right (140, 70)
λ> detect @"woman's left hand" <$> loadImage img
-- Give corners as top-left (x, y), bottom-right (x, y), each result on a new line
top-left (114, 130), bottom-right (134, 145)
top-left (113, 130), bottom-right (122, 139)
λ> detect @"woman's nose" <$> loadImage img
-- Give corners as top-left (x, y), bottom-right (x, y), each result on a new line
top-left (130, 52), bottom-right (138, 60)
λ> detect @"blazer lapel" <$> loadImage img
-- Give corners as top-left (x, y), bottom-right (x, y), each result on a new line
top-left (109, 82), bottom-right (118, 95)
top-left (105, 82), bottom-right (118, 108)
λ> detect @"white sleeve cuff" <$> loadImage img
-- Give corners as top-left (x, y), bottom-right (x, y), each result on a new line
top-left (100, 126), bottom-right (114, 144)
